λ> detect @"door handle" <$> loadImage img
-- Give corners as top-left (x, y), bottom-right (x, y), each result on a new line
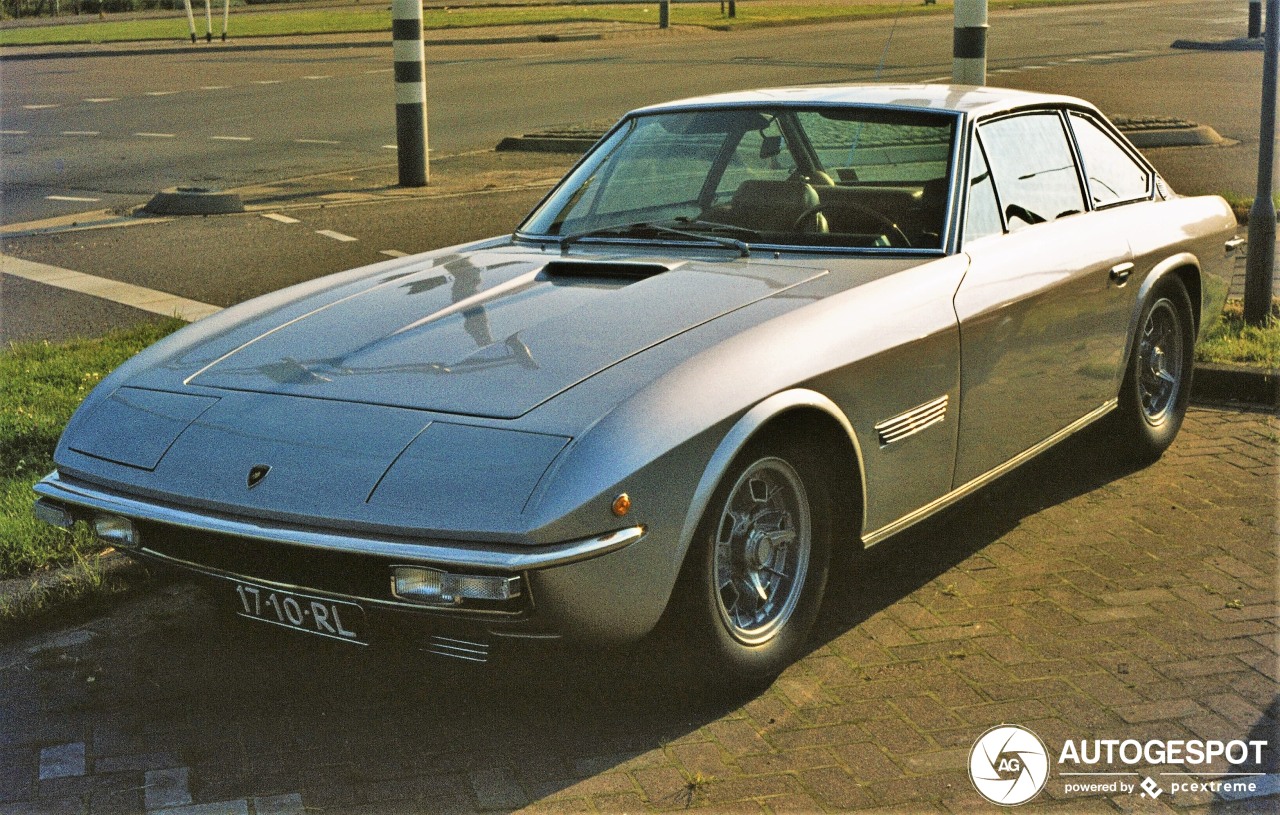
top-left (1109, 262), bottom-right (1134, 285)
top-left (1225, 237), bottom-right (1245, 252)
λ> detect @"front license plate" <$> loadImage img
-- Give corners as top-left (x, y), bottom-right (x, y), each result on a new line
top-left (232, 581), bottom-right (367, 645)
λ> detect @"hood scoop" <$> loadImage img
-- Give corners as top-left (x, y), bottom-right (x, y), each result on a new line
top-left (541, 260), bottom-right (674, 280)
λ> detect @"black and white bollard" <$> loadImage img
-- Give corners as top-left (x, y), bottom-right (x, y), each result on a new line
top-left (952, 0), bottom-right (988, 86)
top-left (392, 0), bottom-right (429, 187)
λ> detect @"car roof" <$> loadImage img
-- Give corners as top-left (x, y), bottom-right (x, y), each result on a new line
top-left (630, 83), bottom-right (1094, 118)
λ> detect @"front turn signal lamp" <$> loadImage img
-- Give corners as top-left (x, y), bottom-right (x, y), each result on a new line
top-left (93, 513), bottom-right (138, 549)
top-left (392, 566), bottom-right (522, 608)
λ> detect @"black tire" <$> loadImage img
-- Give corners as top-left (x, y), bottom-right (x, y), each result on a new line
top-left (1112, 277), bottom-right (1195, 461)
top-left (679, 438), bottom-right (832, 690)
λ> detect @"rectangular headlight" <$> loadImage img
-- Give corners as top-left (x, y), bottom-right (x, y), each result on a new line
top-left (392, 566), bottom-right (521, 607)
top-left (33, 499), bottom-right (73, 529)
top-left (93, 513), bottom-right (138, 549)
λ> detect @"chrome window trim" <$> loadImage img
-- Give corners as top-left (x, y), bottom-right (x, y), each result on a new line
top-left (1064, 110), bottom-right (1157, 208)
top-left (33, 471), bottom-right (645, 574)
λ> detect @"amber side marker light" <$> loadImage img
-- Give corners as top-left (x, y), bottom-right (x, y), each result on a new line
top-left (611, 493), bottom-right (631, 517)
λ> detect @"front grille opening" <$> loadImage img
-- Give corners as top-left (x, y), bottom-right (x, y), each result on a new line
top-left (135, 520), bottom-right (530, 616)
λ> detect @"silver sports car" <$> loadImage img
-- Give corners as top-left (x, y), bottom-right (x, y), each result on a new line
top-left (35, 84), bottom-right (1238, 684)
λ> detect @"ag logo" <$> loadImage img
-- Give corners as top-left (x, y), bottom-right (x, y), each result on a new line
top-left (969, 724), bottom-right (1050, 806)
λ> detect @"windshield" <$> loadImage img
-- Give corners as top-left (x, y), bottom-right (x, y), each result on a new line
top-left (519, 105), bottom-right (957, 251)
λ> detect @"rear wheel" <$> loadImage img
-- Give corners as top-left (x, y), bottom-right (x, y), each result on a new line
top-left (1112, 278), bottom-right (1195, 460)
top-left (682, 440), bottom-right (832, 689)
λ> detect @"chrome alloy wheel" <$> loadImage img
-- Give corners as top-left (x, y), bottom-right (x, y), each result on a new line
top-left (1137, 299), bottom-right (1184, 425)
top-left (712, 457), bottom-right (812, 646)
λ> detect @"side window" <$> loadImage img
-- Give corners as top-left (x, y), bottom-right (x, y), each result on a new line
top-left (1069, 113), bottom-right (1151, 207)
top-left (964, 139), bottom-right (1003, 243)
top-left (978, 113), bottom-right (1085, 230)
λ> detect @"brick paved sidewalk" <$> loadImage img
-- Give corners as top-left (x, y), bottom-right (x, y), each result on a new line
top-left (0, 406), bottom-right (1275, 815)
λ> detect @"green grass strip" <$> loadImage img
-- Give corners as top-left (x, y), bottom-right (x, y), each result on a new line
top-left (0, 317), bottom-right (184, 579)
top-left (1, 0), bottom-right (1091, 47)
top-left (1197, 300), bottom-right (1280, 369)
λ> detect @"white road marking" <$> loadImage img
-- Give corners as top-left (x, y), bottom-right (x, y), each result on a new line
top-left (1, 254), bottom-right (221, 322)
top-left (316, 229), bottom-right (358, 242)
top-left (145, 90), bottom-right (179, 96)
top-left (253, 80), bottom-right (283, 85)
top-left (45, 195), bottom-right (101, 202)
top-left (262, 213), bottom-right (300, 224)
top-left (921, 76), bottom-right (949, 83)
top-left (301, 75), bottom-right (333, 80)
top-left (992, 68), bottom-right (1018, 73)
top-left (294, 138), bottom-right (341, 145)
top-left (380, 249), bottom-right (409, 258)
top-left (364, 68), bottom-right (393, 74)
top-left (1022, 65), bottom-right (1048, 70)
top-left (83, 97), bottom-right (119, 103)
top-left (23, 104), bottom-right (59, 110)
top-left (136, 132), bottom-right (177, 138)
top-left (201, 85), bottom-right (230, 90)
top-left (1, 130), bottom-right (28, 135)
top-left (383, 144), bottom-right (398, 149)
top-left (61, 130), bottom-right (100, 136)
top-left (210, 135), bottom-right (252, 141)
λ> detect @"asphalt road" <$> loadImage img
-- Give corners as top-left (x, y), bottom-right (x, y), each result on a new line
top-left (0, 0), bottom-right (1254, 225)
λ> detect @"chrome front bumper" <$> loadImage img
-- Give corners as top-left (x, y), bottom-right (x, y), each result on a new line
top-left (33, 472), bottom-right (670, 644)
top-left (34, 471), bottom-right (645, 573)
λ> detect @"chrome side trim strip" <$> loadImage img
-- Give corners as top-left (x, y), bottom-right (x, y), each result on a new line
top-left (32, 472), bottom-right (644, 573)
top-left (862, 399), bottom-right (1117, 547)
top-left (874, 395), bottom-right (948, 446)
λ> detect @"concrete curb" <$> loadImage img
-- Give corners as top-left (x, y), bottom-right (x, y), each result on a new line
top-left (1171, 37), bottom-right (1265, 52)
top-left (0, 549), bottom-right (154, 641)
top-left (1191, 361), bottom-right (1280, 409)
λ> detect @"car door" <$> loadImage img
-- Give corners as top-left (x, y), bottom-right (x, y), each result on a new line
top-left (952, 110), bottom-right (1134, 487)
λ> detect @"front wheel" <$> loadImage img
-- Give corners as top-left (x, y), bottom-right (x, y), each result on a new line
top-left (1112, 278), bottom-right (1195, 460)
top-left (681, 441), bottom-right (832, 688)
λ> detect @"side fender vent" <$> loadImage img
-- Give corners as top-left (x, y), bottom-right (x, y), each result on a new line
top-left (875, 395), bottom-right (948, 446)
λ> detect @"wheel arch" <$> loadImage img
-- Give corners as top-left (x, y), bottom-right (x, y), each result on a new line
top-left (674, 389), bottom-right (867, 573)
top-left (1122, 254), bottom-right (1201, 376)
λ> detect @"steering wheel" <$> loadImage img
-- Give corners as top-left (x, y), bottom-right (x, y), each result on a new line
top-left (791, 202), bottom-right (912, 247)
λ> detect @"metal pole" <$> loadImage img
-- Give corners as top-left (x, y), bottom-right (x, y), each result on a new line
top-left (392, 0), bottom-right (428, 187)
top-left (728, 0), bottom-right (735, 18)
top-left (1250, 0), bottom-right (1262, 38)
top-left (952, 0), bottom-right (988, 86)
top-left (221, 0), bottom-right (228, 41)
top-left (203, 0), bottom-right (212, 42)
top-left (182, 0), bottom-right (197, 42)
top-left (659, 0), bottom-right (669, 28)
top-left (1244, 0), bottom-right (1279, 325)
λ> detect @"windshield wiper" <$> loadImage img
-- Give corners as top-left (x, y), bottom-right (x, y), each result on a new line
top-left (558, 221), bottom-right (751, 257)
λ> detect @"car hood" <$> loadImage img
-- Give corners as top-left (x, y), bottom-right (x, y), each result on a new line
top-left (186, 250), bottom-right (827, 420)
